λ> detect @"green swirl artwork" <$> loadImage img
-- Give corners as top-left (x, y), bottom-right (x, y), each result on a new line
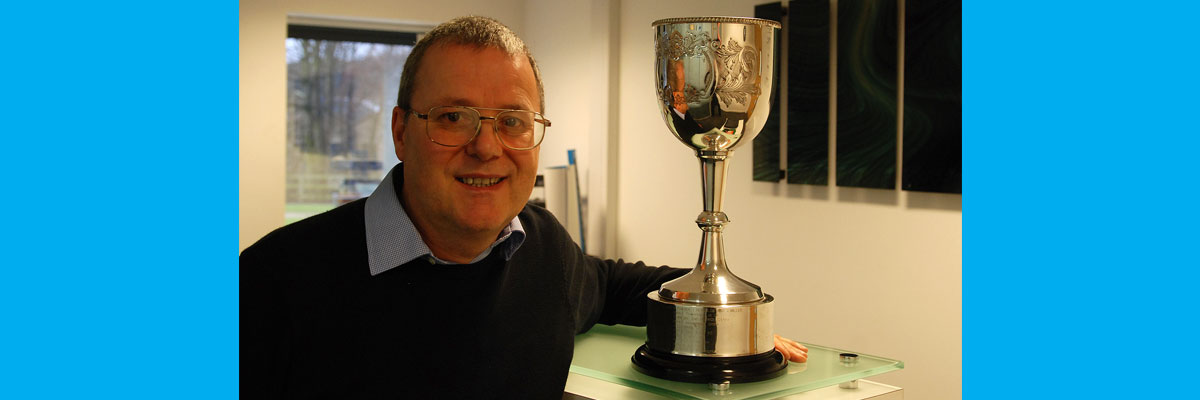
top-left (787, 0), bottom-right (832, 185)
top-left (836, 0), bottom-right (898, 189)
top-left (751, 0), bottom-right (959, 193)
top-left (753, 2), bottom-right (785, 182)
top-left (903, 0), bottom-right (961, 193)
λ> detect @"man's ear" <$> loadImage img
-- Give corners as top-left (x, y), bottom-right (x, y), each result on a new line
top-left (391, 106), bottom-right (406, 161)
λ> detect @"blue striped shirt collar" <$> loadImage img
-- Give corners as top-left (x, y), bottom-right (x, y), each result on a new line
top-left (364, 164), bottom-right (526, 276)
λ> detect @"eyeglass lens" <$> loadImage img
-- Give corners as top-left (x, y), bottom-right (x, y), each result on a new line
top-left (427, 106), bottom-right (543, 149)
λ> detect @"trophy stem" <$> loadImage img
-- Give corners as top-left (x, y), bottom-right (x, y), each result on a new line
top-left (696, 154), bottom-right (731, 276)
top-left (698, 154), bottom-right (729, 215)
top-left (650, 152), bottom-right (764, 304)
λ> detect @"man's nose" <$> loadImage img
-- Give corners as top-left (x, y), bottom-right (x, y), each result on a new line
top-left (465, 118), bottom-right (503, 160)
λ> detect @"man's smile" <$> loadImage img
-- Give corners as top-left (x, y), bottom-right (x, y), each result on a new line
top-left (456, 176), bottom-right (506, 188)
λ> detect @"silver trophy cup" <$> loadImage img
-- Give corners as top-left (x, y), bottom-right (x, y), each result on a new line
top-left (631, 17), bottom-right (784, 384)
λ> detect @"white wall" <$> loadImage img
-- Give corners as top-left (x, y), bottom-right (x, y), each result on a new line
top-left (615, 0), bottom-right (961, 399)
top-left (523, 0), bottom-right (618, 257)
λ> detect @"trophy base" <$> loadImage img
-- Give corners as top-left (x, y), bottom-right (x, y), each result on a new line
top-left (644, 292), bottom-right (777, 356)
top-left (631, 345), bottom-right (787, 384)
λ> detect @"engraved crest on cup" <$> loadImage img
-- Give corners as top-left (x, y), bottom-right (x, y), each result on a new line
top-left (654, 20), bottom-right (774, 155)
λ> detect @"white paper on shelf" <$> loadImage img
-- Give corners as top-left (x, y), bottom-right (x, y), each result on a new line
top-left (542, 166), bottom-right (569, 228)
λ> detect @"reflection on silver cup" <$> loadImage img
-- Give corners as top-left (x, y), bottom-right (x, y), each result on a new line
top-left (632, 16), bottom-right (785, 385)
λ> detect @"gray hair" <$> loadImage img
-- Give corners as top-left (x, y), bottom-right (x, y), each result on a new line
top-left (395, 16), bottom-right (545, 114)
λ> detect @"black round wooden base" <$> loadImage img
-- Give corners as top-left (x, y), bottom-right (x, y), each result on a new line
top-left (630, 344), bottom-right (788, 384)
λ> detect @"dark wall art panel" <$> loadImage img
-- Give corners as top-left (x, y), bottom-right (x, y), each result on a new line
top-left (786, 0), bottom-right (832, 185)
top-left (836, 0), bottom-right (898, 189)
top-left (903, 0), bottom-right (961, 193)
top-left (753, 2), bottom-right (785, 182)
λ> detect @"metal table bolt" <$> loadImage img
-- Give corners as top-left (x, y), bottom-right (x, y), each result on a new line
top-left (838, 353), bottom-right (859, 389)
top-left (709, 381), bottom-right (731, 395)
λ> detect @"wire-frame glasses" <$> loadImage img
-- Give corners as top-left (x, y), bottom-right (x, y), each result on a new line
top-left (413, 106), bottom-right (550, 150)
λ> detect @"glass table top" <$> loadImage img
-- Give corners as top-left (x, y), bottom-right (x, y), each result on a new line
top-left (570, 325), bottom-right (903, 400)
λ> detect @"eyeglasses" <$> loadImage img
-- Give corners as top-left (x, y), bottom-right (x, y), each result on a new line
top-left (412, 106), bottom-right (551, 151)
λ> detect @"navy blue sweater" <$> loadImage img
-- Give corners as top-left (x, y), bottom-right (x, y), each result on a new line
top-left (241, 199), bottom-right (685, 399)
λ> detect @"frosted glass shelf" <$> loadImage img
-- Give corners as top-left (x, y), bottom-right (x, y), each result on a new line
top-left (570, 325), bottom-right (903, 400)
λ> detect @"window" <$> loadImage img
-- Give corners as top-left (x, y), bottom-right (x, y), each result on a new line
top-left (285, 25), bottom-right (417, 223)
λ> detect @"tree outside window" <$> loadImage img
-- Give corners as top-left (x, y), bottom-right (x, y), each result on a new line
top-left (285, 25), bottom-right (416, 223)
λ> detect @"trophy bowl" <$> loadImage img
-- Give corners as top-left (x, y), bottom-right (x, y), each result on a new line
top-left (632, 16), bottom-right (785, 384)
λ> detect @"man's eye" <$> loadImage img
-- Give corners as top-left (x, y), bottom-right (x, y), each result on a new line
top-left (501, 117), bottom-right (526, 129)
top-left (440, 112), bottom-right (462, 123)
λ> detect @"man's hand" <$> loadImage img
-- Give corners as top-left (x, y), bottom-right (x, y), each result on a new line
top-left (774, 335), bottom-right (808, 363)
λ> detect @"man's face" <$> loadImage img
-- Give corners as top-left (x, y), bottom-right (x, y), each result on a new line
top-left (391, 44), bottom-right (541, 238)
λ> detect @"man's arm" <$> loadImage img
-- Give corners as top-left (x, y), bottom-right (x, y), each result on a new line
top-left (590, 256), bottom-right (689, 328)
top-left (239, 244), bottom-right (289, 399)
top-left (561, 251), bottom-right (686, 335)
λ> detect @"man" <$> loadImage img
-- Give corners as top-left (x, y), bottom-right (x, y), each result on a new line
top-left (241, 16), bottom-right (806, 399)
